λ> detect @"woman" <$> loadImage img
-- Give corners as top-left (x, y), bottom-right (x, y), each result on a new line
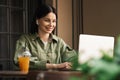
top-left (14, 4), bottom-right (77, 70)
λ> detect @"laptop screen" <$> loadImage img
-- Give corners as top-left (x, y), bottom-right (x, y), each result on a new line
top-left (78, 34), bottom-right (114, 64)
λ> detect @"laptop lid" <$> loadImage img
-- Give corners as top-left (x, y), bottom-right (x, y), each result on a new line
top-left (78, 34), bottom-right (114, 64)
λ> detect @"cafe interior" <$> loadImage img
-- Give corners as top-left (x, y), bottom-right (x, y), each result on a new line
top-left (1, 0), bottom-right (120, 80)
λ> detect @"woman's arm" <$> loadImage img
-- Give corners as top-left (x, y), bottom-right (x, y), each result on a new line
top-left (46, 62), bottom-right (72, 70)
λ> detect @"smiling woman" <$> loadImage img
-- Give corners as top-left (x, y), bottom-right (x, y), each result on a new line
top-left (14, 4), bottom-right (77, 71)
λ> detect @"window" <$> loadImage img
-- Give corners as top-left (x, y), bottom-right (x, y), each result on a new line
top-left (0, 0), bottom-right (27, 70)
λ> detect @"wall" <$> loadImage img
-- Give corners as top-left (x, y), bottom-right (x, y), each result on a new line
top-left (57, 0), bottom-right (73, 47)
top-left (83, 0), bottom-right (120, 38)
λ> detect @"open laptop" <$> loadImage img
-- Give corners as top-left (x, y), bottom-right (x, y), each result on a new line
top-left (78, 34), bottom-right (115, 64)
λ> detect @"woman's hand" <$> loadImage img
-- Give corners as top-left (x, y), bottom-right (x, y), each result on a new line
top-left (57, 62), bottom-right (72, 70)
top-left (46, 62), bottom-right (72, 70)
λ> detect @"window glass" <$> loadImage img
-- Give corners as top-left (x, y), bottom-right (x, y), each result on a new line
top-left (0, 7), bottom-right (8, 32)
top-left (11, 0), bottom-right (23, 8)
top-left (10, 9), bottom-right (24, 33)
top-left (0, 34), bottom-right (9, 59)
top-left (0, 0), bottom-right (7, 5)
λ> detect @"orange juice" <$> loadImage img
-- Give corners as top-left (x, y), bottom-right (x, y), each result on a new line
top-left (18, 56), bottom-right (30, 73)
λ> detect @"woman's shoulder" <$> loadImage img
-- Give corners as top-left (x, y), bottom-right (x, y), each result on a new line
top-left (52, 34), bottom-right (66, 44)
top-left (18, 33), bottom-right (36, 41)
top-left (19, 33), bottom-right (31, 38)
top-left (52, 34), bottom-right (64, 41)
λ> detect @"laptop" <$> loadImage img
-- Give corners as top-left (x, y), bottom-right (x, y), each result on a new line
top-left (78, 34), bottom-right (115, 64)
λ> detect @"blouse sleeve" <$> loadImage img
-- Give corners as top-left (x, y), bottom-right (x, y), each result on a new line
top-left (59, 39), bottom-right (78, 62)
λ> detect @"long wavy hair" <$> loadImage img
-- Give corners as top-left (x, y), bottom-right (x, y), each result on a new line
top-left (30, 4), bottom-right (57, 34)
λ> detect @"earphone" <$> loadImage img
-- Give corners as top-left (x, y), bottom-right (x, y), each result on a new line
top-left (36, 20), bottom-right (39, 25)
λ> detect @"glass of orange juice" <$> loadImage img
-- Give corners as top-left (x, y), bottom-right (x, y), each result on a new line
top-left (18, 56), bottom-right (30, 73)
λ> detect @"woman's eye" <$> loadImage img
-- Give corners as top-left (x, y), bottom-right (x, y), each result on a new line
top-left (53, 20), bottom-right (56, 23)
top-left (44, 19), bottom-right (50, 22)
top-left (44, 19), bottom-right (56, 23)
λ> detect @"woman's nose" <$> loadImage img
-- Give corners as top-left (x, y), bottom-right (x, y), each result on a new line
top-left (49, 21), bottom-right (54, 26)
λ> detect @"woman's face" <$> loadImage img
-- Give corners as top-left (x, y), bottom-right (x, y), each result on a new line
top-left (37, 12), bottom-right (56, 34)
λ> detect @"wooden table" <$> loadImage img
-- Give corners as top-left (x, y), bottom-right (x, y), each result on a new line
top-left (27, 70), bottom-right (84, 80)
top-left (0, 70), bottom-right (91, 80)
top-left (0, 71), bottom-right (27, 79)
